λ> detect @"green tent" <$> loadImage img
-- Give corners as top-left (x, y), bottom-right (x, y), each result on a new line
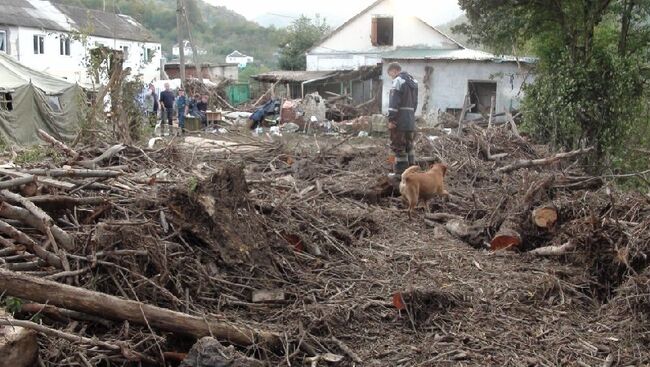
top-left (0, 53), bottom-right (85, 146)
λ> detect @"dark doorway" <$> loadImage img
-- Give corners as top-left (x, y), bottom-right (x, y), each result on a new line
top-left (468, 81), bottom-right (497, 114)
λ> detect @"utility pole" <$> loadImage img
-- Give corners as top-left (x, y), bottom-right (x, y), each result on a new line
top-left (176, 0), bottom-right (186, 87)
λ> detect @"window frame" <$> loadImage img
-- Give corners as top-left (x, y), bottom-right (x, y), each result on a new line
top-left (0, 30), bottom-right (7, 53)
top-left (33, 34), bottom-right (45, 54)
top-left (0, 92), bottom-right (14, 111)
top-left (59, 36), bottom-right (70, 56)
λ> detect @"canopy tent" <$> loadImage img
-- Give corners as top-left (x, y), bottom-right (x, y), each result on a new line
top-left (0, 52), bottom-right (85, 145)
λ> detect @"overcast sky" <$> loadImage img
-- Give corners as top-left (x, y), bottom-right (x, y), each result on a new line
top-left (204, 0), bottom-right (464, 27)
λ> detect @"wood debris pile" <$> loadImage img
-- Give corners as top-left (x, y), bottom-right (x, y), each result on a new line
top-left (0, 122), bottom-right (647, 366)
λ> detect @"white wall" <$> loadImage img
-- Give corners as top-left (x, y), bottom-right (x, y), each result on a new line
top-left (225, 56), bottom-right (254, 68)
top-left (380, 60), bottom-right (534, 115)
top-left (307, 0), bottom-right (460, 71)
top-left (7, 26), bottom-right (161, 86)
top-left (306, 53), bottom-right (382, 71)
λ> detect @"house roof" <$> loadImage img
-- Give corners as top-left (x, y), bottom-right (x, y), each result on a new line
top-left (308, 0), bottom-right (464, 53)
top-left (252, 70), bottom-right (335, 83)
top-left (0, 0), bottom-right (155, 43)
top-left (0, 0), bottom-right (72, 32)
top-left (252, 65), bottom-right (382, 83)
top-left (55, 4), bottom-right (154, 42)
top-left (382, 48), bottom-right (537, 64)
top-left (227, 50), bottom-right (247, 58)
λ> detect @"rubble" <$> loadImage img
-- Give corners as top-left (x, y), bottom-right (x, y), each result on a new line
top-left (0, 118), bottom-right (647, 366)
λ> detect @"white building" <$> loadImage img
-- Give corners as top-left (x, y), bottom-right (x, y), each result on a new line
top-left (172, 40), bottom-right (207, 58)
top-left (0, 0), bottom-right (162, 86)
top-left (226, 50), bottom-right (254, 68)
top-left (307, 0), bottom-right (535, 116)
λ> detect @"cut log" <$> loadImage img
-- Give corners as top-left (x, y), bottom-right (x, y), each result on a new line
top-left (496, 147), bottom-right (594, 173)
top-left (0, 310), bottom-right (39, 367)
top-left (532, 204), bottom-right (558, 229)
top-left (490, 218), bottom-right (522, 251)
top-left (0, 269), bottom-right (282, 350)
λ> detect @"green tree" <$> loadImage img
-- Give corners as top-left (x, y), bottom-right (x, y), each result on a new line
top-left (456, 0), bottom-right (650, 173)
top-left (278, 15), bottom-right (330, 70)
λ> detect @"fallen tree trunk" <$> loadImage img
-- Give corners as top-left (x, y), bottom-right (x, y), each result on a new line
top-left (0, 269), bottom-right (282, 350)
top-left (496, 147), bottom-right (594, 173)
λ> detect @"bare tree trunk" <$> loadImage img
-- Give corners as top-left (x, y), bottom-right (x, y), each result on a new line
top-left (0, 269), bottom-right (283, 350)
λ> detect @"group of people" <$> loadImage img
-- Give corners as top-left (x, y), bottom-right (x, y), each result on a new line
top-left (142, 83), bottom-right (210, 134)
top-left (140, 62), bottom-right (416, 177)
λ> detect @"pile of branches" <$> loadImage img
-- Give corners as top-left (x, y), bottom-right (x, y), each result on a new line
top-left (184, 78), bottom-right (234, 110)
top-left (413, 123), bottom-right (650, 302)
top-left (0, 130), bottom-right (384, 366)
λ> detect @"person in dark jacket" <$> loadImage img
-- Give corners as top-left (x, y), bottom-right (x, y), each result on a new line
top-left (387, 62), bottom-right (418, 178)
top-left (159, 83), bottom-right (175, 135)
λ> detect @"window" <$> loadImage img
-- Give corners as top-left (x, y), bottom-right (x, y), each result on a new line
top-left (468, 81), bottom-right (497, 114)
top-left (0, 31), bottom-right (6, 53)
top-left (33, 35), bottom-right (44, 54)
top-left (0, 93), bottom-right (13, 111)
top-left (371, 16), bottom-right (393, 46)
top-left (120, 45), bottom-right (129, 60)
top-left (47, 96), bottom-right (62, 112)
top-left (59, 37), bottom-right (70, 56)
top-left (143, 48), bottom-right (155, 63)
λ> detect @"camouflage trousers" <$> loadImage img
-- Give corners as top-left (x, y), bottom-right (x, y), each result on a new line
top-left (390, 129), bottom-right (416, 175)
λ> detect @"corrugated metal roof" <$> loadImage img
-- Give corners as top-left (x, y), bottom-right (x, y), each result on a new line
top-left (252, 70), bottom-right (337, 83)
top-left (252, 65), bottom-right (382, 83)
top-left (382, 48), bottom-right (537, 64)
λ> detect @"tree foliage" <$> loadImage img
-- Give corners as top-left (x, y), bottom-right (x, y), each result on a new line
top-left (456, 0), bottom-right (650, 176)
top-left (278, 15), bottom-right (331, 71)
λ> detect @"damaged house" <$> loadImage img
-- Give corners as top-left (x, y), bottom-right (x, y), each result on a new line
top-left (305, 0), bottom-right (535, 121)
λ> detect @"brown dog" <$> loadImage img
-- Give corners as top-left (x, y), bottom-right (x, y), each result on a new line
top-left (399, 163), bottom-right (449, 218)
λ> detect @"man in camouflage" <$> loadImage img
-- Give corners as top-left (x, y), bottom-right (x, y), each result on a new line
top-left (387, 62), bottom-right (418, 179)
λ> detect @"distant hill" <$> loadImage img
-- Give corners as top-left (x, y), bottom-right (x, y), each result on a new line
top-left (254, 12), bottom-right (346, 28)
top-left (51, 0), bottom-right (287, 68)
top-left (436, 14), bottom-right (484, 50)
